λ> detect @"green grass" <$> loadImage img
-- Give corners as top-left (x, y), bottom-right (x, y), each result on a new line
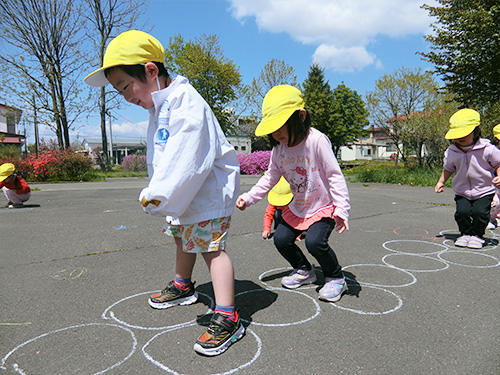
top-left (342, 160), bottom-right (451, 187)
top-left (95, 165), bottom-right (148, 179)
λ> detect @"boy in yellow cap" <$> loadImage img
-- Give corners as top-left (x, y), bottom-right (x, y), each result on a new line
top-left (262, 176), bottom-right (293, 239)
top-left (435, 109), bottom-right (500, 248)
top-left (0, 163), bottom-right (31, 208)
top-left (85, 30), bottom-right (243, 356)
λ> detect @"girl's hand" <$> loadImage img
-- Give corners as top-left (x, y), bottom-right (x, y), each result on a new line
top-left (493, 176), bottom-right (500, 188)
top-left (236, 197), bottom-right (247, 210)
top-left (262, 231), bottom-right (271, 239)
top-left (333, 215), bottom-right (349, 234)
top-left (435, 183), bottom-right (444, 193)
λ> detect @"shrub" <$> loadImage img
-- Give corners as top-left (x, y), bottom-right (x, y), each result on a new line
top-left (238, 151), bottom-right (271, 175)
top-left (121, 153), bottom-right (147, 171)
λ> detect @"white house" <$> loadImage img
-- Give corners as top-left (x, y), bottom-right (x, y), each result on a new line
top-left (340, 125), bottom-right (397, 161)
top-left (0, 104), bottom-right (24, 151)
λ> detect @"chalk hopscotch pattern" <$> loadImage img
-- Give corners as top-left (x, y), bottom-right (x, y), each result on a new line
top-left (2, 227), bottom-right (499, 374)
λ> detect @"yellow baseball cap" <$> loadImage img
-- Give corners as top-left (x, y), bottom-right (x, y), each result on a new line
top-left (84, 30), bottom-right (165, 87)
top-left (268, 177), bottom-right (293, 206)
top-left (255, 85), bottom-right (305, 136)
top-left (445, 108), bottom-right (480, 140)
top-left (0, 163), bottom-right (15, 182)
top-left (493, 123), bottom-right (500, 140)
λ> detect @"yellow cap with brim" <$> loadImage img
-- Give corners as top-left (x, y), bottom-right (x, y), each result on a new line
top-left (493, 123), bottom-right (500, 140)
top-left (255, 85), bottom-right (305, 137)
top-left (268, 177), bottom-right (293, 206)
top-left (84, 30), bottom-right (165, 87)
top-left (445, 108), bottom-right (480, 139)
top-left (0, 163), bottom-right (15, 182)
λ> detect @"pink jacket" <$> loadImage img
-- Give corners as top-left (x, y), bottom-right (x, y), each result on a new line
top-left (240, 128), bottom-right (350, 221)
top-left (444, 138), bottom-right (500, 199)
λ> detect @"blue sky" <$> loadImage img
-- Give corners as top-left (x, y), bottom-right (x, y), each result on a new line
top-left (49, 0), bottom-right (438, 143)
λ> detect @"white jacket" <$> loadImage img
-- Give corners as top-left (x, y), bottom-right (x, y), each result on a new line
top-left (139, 75), bottom-right (240, 225)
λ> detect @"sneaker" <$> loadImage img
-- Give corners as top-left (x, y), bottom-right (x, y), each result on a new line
top-left (281, 266), bottom-right (317, 289)
top-left (467, 235), bottom-right (485, 249)
top-left (319, 277), bottom-right (347, 302)
top-left (5, 201), bottom-right (13, 208)
top-left (454, 235), bottom-right (470, 247)
top-left (193, 312), bottom-right (245, 356)
top-left (148, 281), bottom-right (198, 309)
top-left (487, 221), bottom-right (496, 230)
top-left (12, 203), bottom-right (24, 208)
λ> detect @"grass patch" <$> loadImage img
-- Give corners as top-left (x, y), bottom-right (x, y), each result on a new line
top-left (95, 165), bottom-right (148, 179)
top-left (342, 160), bottom-right (451, 187)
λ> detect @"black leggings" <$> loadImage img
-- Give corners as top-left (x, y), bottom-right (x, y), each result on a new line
top-left (273, 218), bottom-right (343, 279)
top-left (454, 194), bottom-right (494, 238)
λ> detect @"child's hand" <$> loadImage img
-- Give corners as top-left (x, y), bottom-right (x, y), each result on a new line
top-left (236, 197), bottom-right (247, 210)
top-left (493, 176), bottom-right (500, 188)
top-left (333, 215), bottom-right (349, 234)
top-left (262, 231), bottom-right (271, 239)
top-left (435, 183), bottom-right (444, 193)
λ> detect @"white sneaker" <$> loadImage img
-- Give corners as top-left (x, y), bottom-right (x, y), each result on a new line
top-left (281, 266), bottom-right (317, 289)
top-left (467, 235), bottom-right (484, 249)
top-left (319, 278), bottom-right (347, 302)
top-left (454, 235), bottom-right (470, 247)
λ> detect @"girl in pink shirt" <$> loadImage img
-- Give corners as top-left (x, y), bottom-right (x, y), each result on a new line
top-left (237, 85), bottom-right (350, 303)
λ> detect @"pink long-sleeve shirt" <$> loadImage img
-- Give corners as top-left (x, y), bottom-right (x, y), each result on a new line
top-left (240, 128), bottom-right (350, 227)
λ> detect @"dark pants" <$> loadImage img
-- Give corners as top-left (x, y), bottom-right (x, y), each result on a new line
top-left (454, 194), bottom-right (494, 238)
top-left (273, 217), bottom-right (343, 279)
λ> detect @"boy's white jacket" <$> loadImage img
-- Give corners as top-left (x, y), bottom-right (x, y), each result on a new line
top-left (139, 75), bottom-right (240, 225)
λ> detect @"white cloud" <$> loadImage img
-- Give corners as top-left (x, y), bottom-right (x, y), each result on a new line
top-left (110, 120), bottom-right (148, 140)
top-left (228, 0), bottom-right (436, 72)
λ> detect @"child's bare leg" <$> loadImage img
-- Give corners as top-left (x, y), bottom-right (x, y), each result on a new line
top-left (175, 237), bottom-right (196, 279)
top-left (201, 250), bottom-right (234, 307)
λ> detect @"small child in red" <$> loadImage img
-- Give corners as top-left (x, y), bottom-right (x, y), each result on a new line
top-left (0, 163), bottom-right (31, 208)
top-left (262, 177), bottom-right (293, 239)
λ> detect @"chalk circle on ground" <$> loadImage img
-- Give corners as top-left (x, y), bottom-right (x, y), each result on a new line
top-left (236, 288), bottom-right (321, 327)
top-left (142, 322), bottom-right (261, 375)
top-left (0, 323), bottom-right (136, 374)
top-left (258, 267), bottom-right (320, 290)
top-left (382, 253), bottom-right (449, 273)
top-left (102, 290), bottom-right (214, 331)
top-left (437, 250), bottom-right (500, 268)
top-left (342, 264), bottom-right (417, 288)
top-left (382, 239), bottom-right (448, 255)
top-left (330, 284), bottom-right (403, 316)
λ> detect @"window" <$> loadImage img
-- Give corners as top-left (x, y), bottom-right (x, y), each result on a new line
top-left (241, 146), bottom-right (246, 151)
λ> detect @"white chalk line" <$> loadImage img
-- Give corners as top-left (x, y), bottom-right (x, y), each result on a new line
top-left (0, 323), bottom-right (137, 374)
top-left (142, 324), bottom-right (262, 375)
top-left (382, 253), bottom-right (450, 273)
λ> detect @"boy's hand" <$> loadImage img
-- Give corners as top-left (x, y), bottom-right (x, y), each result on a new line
top-left (236, 197), bottom-right (247, 210)
top-left (435, 183), bottom-right (444, 193)
top-left (140, 196), bottom-right (161, 207)
top-left (262, 231), bottom-right (271, 239)
top-left (493, 176), bottom-right (500, 188)
top-left (333, 215), bottom-right (349, 234)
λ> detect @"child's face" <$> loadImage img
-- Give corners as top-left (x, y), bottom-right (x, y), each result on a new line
top-left (454, 131), bottom-right (474, 147)
top-left (107, 68), bottom-right (158, 109)
top-left (3, 175), bottom-right (14, 183)
top-left (496, 137), bottom-right (500, 147)
top-left (272, 123), bottom-right (289, 145)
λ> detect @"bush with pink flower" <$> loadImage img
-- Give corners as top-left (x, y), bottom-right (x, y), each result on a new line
top-left (237, 150), bottom-right (271, 175)
top-left (121, 153), bottom-right (147, 171)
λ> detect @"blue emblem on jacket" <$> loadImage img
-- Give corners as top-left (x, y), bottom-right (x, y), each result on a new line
top-left (155, 128), bottom-right (169, 143)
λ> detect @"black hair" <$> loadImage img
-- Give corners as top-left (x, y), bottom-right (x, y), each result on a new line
top-left (473, 126), bottom-right (481, 144)
top-left (104, 62), bottom-right (169, 82)
top-left (268, 109), bottom-right (311, 148)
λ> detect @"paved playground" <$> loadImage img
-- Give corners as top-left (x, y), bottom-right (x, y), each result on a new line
top-left (0, 176), bottom-right (499, 375)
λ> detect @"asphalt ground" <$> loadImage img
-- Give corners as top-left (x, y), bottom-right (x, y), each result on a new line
top-left (0, 176), bottom-right (499, 375)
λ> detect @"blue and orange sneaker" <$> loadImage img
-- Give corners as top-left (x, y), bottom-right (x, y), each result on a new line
top-left (193, 312), bottom-right (245, 356)
top-left (148, 281), bottom-right (198, 309)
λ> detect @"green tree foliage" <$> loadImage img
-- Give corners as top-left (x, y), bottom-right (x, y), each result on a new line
top-left (421, 0), bottom-right (500, 108)
top-left (164, 34), bottom-right (242, 133)
top-left (330, 83), bottom-right (369, 156)
top-left (303, 64), bottom-right (368, 156)
top-left (366, 67), bottom-right (451, 167)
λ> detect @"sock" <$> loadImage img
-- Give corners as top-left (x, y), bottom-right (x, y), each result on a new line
top-left (215, 305), bottom-right (238, 322)
top-left (173, 276), bottom-right (191, 290)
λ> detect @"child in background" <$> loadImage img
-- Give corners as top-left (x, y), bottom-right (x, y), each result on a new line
top-left (237, 85), bottom-right (350, 303)
top-left (262, 176), bottom-right (293, 239)
top-left (435, 109), bottom-right (500, 249)
top-left (84, 30), bottom-right (243, 356)
top-left (488, 123), bottom-right (500, 229)
top-left (0, 163), bottom-right (31, 208)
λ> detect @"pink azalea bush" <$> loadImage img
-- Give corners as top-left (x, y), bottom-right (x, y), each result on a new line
top-left (121, 153), bottom-right (147, 171)
top-left (238, 151), bottom-right (271, 175)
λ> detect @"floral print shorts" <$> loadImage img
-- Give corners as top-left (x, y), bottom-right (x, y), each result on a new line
top-left (162, 216), bottom-right (231, 254)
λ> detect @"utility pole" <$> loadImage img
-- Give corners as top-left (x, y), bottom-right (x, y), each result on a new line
top-left (107, 110), bottom-right (113, 164)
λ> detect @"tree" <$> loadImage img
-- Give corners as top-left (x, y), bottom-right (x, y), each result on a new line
top-left (0, 0), bottom-right (89, 149)
top-left (303, 64), bottom-right (334, 137)
top-left (329, 83), bottom-right (369, 156)
top-left (366, 67), bottom-right (445, 166)
top-left (246, 59), bottom-right (298, 118)
top-left (421, 0), bottom-right (500, 108)
top-left (164, 34), bottom-right (242, 133)
top-left (84, 0), bottom-right (146, 169)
